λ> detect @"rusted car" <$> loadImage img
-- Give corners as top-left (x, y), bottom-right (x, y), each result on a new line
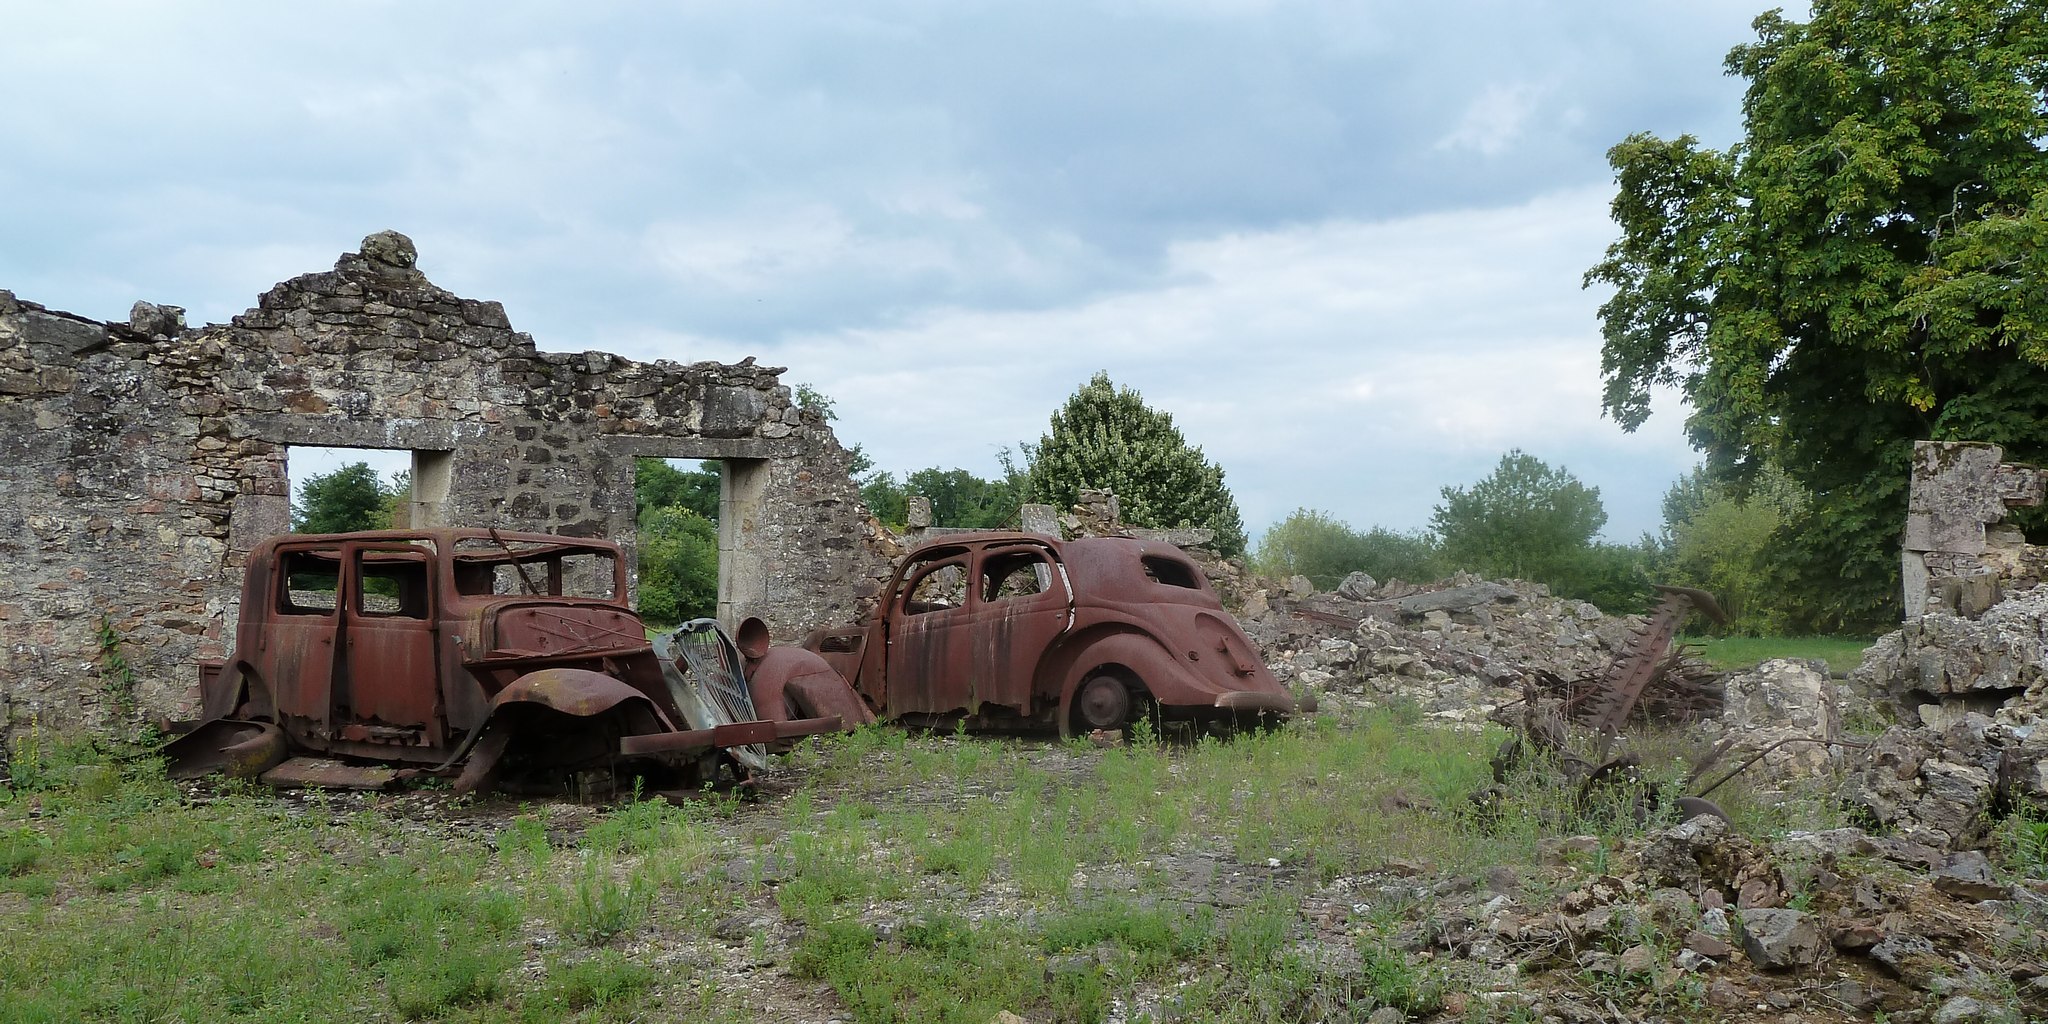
top-left (802, 533), bottom-right (1293, 737)
top-left (168, 528), bottom-right (849, 795)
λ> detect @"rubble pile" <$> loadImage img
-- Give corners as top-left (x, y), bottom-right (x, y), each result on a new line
top-left (1857, 584), bottom-right (2048, 729)
top-left (1846, 585), bottom-right (2048, 851)
top-left (1301, 816), bottom-right (2046, 1021)
top-left (1239, 571), bottom-right (1657, 726)
top-left (1691, 658), bottom-right (1844, 779)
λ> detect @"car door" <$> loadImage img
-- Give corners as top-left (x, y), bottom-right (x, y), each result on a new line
top-left (882, 547), bottom-right (974, 716)
top-left (266, 545), bottom-right (344, 743)
top-left (336, 542), bottom-right (443, 749)
top-left (967, 542), bottom-right (1072, 714)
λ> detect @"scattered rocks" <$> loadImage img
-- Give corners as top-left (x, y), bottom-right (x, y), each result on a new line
top-left (1696, 658), bottom-right (1842, 777)
top-left (1737, 908), bottom-right (1824, 969)
top-left (1931, 851), bottom-right (2012, 902)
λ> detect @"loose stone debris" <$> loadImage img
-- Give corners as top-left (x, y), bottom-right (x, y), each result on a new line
top-left (1847, 584), bottom-right (2048, 852)
top-left (1226, 563), bottom-right (2046, 1021)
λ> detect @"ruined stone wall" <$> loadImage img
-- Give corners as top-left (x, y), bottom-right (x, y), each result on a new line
top-left (0, 232), bottom-right (888, 741)
top-left (1901, 441), bottom-right (2046, 619)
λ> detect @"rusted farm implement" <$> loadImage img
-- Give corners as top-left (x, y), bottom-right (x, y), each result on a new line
top-left (1486, 586), bottom-right (1741, 824)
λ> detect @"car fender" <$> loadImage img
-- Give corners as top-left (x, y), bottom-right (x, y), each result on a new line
top-left (747, 647), bottom-right (840, 721)
top-left (1051, 629), bottom-right (1195, 738)
top-left (489, 667), bottom-right (673, 729)
top-left (199, 659), bottom-right (275, 724)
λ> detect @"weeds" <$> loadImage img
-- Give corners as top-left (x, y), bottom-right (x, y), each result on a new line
top-left (1997, 811), bottom-right (2048, 878)
top-left (561, 856), bottom-right (657, 944)
top-left (0, 703), bottom-right (1892, 1021)
top-left (94, 612), bottom-right (139, 717)
top-left (1358, 939), bottom-right (1448, 1015)
top-left (526, 950), bottom-right (656, 1020)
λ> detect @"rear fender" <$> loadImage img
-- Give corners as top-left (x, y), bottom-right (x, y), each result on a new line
top-left (747, 648), bottom-right (860, 723)
top-left (163, 719), bottom-right (288, 780)
top-left (1052, 631), bottom-right (1189, 739)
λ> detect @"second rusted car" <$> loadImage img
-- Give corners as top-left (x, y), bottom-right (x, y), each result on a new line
top-left (803, 533), bottom-right (1293, 737)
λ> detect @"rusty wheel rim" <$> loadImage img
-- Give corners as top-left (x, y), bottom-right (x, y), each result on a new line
top-left (1075, 676), bottom-right (1131, 732)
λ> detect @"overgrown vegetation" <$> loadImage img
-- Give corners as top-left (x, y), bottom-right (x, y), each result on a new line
top-left (1254, 450), bottom-right (1655, 615)
top-left (635, 458), bottom-right (723, 626)
top-left (859, 463), bottom-right (1027, 532)
top-left (1254, 509), bottom-right (1443, 590)
top-left (1586, 0), bottom-right (2048, 632)
top-left (1647, 465), bottom-right (1809, 634)
top-left (0, 709), bottom-right (1860, 1023)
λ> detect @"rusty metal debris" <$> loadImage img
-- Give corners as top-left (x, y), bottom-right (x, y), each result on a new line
top-left (165, 529), bottom-right (862, 797)
top-left (1483, 585), bottom-right (1736, 826)
top-left (1582, 585), bottom-right (1728, 736)
top-left (803, 533), bottom-right (1294, 737)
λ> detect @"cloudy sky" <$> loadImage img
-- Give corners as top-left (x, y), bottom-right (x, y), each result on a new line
top-left (1, 1), bottom-right (1789, 543)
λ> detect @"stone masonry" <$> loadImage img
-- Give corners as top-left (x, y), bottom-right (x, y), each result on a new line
top-left (1901, 440), bottom-right (2046, 619)
top-left (0, 231), bottom-right (889, 742)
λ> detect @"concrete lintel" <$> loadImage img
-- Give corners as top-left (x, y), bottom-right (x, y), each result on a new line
top-left (601, 435), bottom-right (798, 460)
top-left (238, 414), bottom-right (487, 452)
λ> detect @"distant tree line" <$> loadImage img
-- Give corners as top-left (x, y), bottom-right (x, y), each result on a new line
top-left (296, 372), bottom-right (1836, 635)
top-left (1252, 448), bottom-right (1818, 632)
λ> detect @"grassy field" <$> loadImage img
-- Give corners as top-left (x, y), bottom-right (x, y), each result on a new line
top-left (0, 714), bottom-right (1857, 1024)
top-left (1688, 635), bottom-right (1876, 676)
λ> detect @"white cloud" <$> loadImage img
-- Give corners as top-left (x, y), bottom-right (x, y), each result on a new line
top-left (1436, 82), bottom-right (1547, 157)
top-left (4, 0), bottom-right (1764, 542)
top-left (616, 186), bottom-right (1696, 540)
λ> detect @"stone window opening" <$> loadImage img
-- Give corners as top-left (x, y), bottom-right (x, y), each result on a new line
top-left (286, 445), bottom-right (416, 530)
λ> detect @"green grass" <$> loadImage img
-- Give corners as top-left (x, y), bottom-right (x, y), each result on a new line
top-left (1689, 634), bottom-right (1875, 675)
top-left (0, 708), bottom-right (1881, 1024)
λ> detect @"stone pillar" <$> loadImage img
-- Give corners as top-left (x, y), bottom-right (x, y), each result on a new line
top-left (1019, 502), bottom-right (1060, 538)
top-left (409, 450), bottom-right (454, 528)
top-left (718, 458), bottom-right (771, 627)
top-left (1902, 441), bottom-right (2045, 619)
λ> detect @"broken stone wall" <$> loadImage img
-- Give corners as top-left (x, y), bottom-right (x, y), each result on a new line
top-left (1902, 440), bottom-right (2046, 619)
top-left (0, 232), bottom-right (888, 742)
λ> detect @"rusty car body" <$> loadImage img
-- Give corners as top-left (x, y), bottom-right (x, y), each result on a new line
top-left (170, 528), bottom-right (846, 795)
top-left (802, 532), bottom-right (1293, 736)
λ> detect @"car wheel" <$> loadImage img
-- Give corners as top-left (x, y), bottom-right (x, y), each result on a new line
top-left (1073, 673), bottom-right (1132, 732)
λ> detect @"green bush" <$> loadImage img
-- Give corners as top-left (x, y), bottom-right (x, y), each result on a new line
top-left (1255, 509), bottom-right (1444, 588)
top-left (638, 505), bottom-right (718, 626)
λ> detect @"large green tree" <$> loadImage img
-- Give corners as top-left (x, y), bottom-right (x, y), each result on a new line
top-left (1024, 372), bottom-right (1247, 555)
top-left (1431, 450), bottom-right (1607, 582)
top-left (292, 462), bottom-right (404, 533)
top-left (1586, 0), bottom-right (2048, 630)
